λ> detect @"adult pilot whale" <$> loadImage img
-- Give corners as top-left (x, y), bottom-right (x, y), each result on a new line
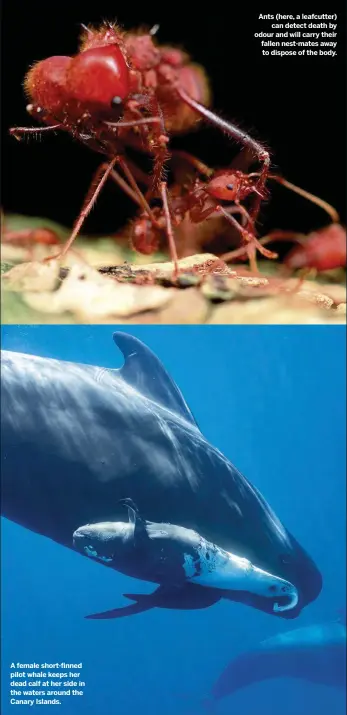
top-left (206, 616), bottom-right (346, 707)
top-left (1, 331), bottom-right (322, 618)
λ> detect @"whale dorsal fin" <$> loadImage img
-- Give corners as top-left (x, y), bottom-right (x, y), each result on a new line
top-left (113, 332), bottom-right (200, 429)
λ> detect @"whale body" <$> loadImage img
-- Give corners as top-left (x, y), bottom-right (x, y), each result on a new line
top-left (208, 620), bottom-right (346, 704)
top-left (0, 332), bottom-right (322, 617)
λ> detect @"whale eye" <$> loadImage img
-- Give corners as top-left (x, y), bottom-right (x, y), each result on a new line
top-left (268, 585), bottom-right (277, 593)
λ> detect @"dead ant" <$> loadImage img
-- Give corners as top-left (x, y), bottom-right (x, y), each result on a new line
top-left (221, 222), bottom-right (345, 275)
top-left (261, 223), bottom-right (346, 273)
top-left (10, 21), bottom-right (272, 275)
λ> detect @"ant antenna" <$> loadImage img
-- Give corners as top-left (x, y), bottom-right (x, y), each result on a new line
top-left (149, 24), bottom-right (160, 36)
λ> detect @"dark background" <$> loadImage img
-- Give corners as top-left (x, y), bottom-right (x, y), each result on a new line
top-left (1, 2), bottom-right (346, 239)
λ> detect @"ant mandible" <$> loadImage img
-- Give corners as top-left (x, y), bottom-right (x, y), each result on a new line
top-left (10, 21), bottom-right (271, 275)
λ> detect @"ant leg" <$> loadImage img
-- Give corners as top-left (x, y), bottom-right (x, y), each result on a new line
top-left (106, 116), bottom-right (162, 130)
top-left (121, 158), bottom-right (152, 189)
top-left (106, 114), bottom-right (169, 189)
top-left (217, 205), bottom-right (277, 263)
top-left (171, 150), bottom-right (213, 178)
top-left (160, 182), bottom-right (179, 277)
top-left (268, 175), bottom-right (340, 223)
top-left (116, 156), bottom-right (162, 227)
top-left (176, 88), bottom-right (270, 222)
top-left (45, 154), bottom-right (163, 262)
top-left (9, 124), bottom-right (62, 140)
top-left (45, 157), bottom-right (119, 261)
top-left (221, 231), bottom-right (300, 263)
top-left (108, 111), bottom-right (170, 200)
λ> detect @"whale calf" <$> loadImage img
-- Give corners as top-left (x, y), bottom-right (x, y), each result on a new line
top-left (207, 619), bottom-right (346, 706)
top-left (1, 331), bottom-right (322, 617)
top-left (73, 498), bottom-right (298, 618)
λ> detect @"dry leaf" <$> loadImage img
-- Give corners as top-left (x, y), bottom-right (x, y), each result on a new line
top-left (154, 287), bottom-right (209, 323)
top-left (2, 261), bottom-right (60, 292)
top-left (114, 253), bottom-right (232, 280)
top-left (208, 295), bottom-right (345, 325)
top-left (22, 265), bottom-right (173, 320)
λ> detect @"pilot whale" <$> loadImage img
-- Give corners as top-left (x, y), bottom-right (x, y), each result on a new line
top-left (73, 498), bottom-right (299, 619)
top-left (1, 331), bottom-right (322, 617)
top-left (206, 618), bottom-right (346, 706)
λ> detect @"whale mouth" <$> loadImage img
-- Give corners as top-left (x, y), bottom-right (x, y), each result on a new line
top-left (273, 589), bottom-right (299, 613)
top-left (271, 581), bottom-right (299, 613)
top-left (222, 589), bottom-right (302, 618)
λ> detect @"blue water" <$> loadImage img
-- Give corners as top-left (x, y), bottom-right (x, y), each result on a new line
top-left (1, 325), bottom-right (346, 715)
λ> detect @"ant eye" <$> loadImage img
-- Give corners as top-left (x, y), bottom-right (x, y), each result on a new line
top-left (111, 96), bottom-right (123, 108)
top-left (226, 184), bottom-right (234, 190)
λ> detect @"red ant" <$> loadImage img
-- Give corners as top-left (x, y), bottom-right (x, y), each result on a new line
top-left (1, 223), bottom-right (61, 260)
top-left (125, 151), bottom-right (341, 272)
top-left (10, 21), bottom-right (272, 275)
top-left (285, 224), bottom-right (346, 272)
top-left (126, 152), bottom-right (276, 271)
top-left (221, 223), bottom-right (346, 274)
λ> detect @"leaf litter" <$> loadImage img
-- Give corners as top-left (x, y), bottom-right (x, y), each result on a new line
top-left (1, 215), bottom-right (346, 324)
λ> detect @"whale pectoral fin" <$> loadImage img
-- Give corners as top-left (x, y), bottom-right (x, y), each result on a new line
top-left (127, 584), bottom-right (222, 610)
top-left (84, 585), bottom-right (167, 620)
top-left (85, 600), bottom-right (154, 620)
top-left (113, 332), bottom-right (200, 429)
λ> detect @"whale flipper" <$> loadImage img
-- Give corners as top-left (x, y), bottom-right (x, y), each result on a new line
top-left (85, 585), bottom-right (171, 620)
top-left (113, 332), bottom-right (199, 428)
top-left (85, 600), bottom-right (154, 619)
top-left (85, 583), bottom-right (222, 620)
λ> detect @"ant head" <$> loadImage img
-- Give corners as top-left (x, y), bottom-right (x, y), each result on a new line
top-left (205, 171), bottom-right (243, 202)
top-left (24, 56), bottom-right (72, 120)
top-left (66, 45), bottom-right (131, 118)
top-left (206, 171), bottom-right (266, 203)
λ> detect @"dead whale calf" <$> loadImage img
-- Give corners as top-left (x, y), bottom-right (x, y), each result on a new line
top-left (73, 499), bottom-right (298, 619)
top-left (206, 619), bottom-right (346, 707)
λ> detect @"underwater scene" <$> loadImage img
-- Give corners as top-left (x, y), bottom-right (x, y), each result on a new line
top-left (1, 325), bottom-right (346, 715)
